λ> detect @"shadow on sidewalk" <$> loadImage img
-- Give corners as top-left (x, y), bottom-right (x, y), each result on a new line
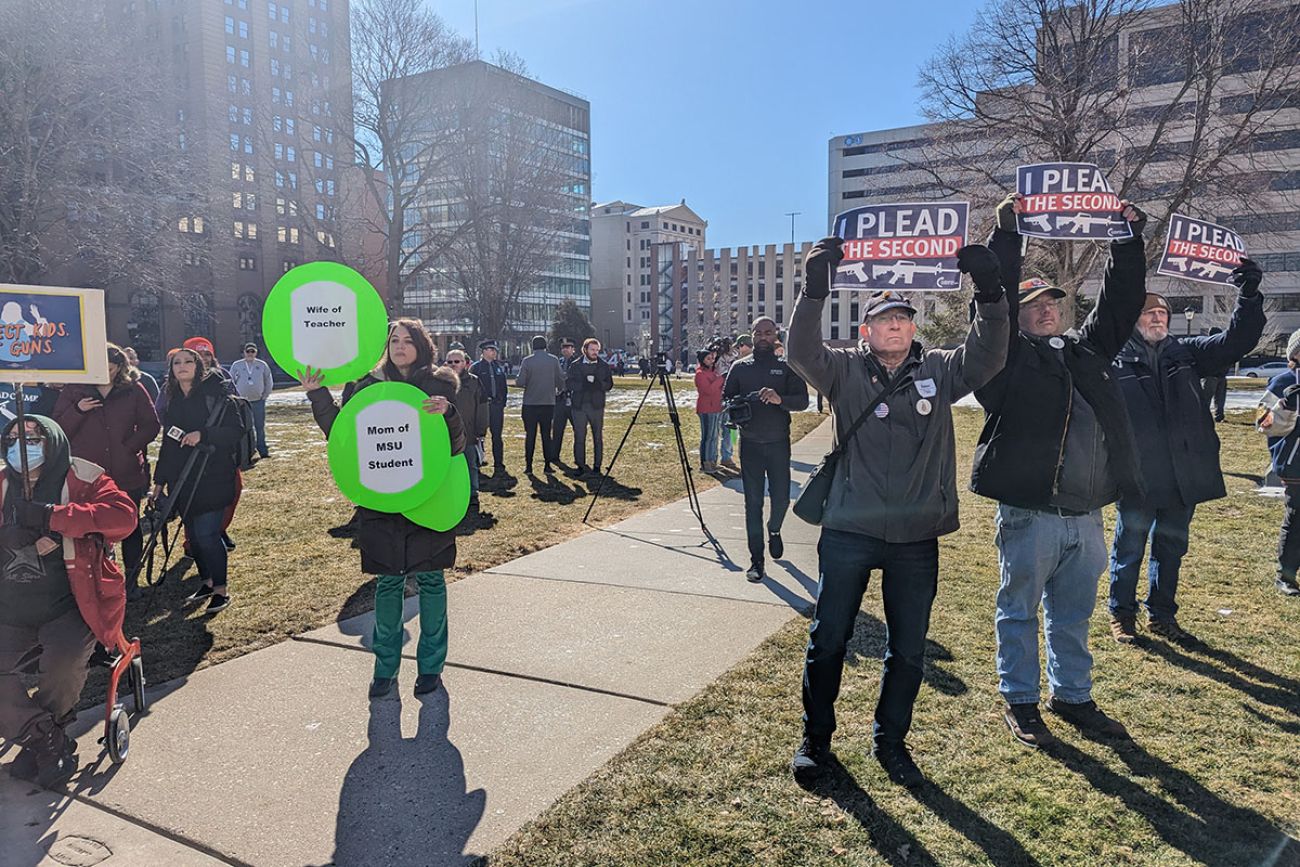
top-left (1046, 738), bottom-right (1300, 866)
top-left (331, 691), bottom-right (486, 867)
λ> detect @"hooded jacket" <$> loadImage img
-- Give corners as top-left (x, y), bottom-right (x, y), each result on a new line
top-left (787, 290), bottom-right (1009, 543)
top-left (309, 364), bottom-right (467, 575)
top-left (969, 228), bottom-right (1146, 511)
top-left (1113, 289), bottom-right (1266, 507)
top-left (1265, 368), bottom-right (1300, 481)
top-left (452, 369), bottom-right (490, 439)
top-left (0, 416), bottom-right (137, 646)
top-left (154, 373), bottom-right (245, 517)
top-left (695, 366), bottom-right (725, 414)
top-left (53, 380), bottom-right (161, 493)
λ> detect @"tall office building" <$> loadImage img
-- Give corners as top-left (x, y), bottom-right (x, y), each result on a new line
top-left (392, 60), bottom-right (591, 354)
top-left (590, 200), bottom-right (707, 352)
top-left (97, 0), bottom-right (354, 360)
top-left (829, 3), bottom-right (1300, 344)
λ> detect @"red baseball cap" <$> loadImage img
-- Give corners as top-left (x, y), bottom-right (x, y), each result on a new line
top-left (183, 337), bottom-right (215, 354)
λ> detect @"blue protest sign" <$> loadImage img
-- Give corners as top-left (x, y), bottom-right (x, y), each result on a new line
top-left (0, 285), bottom-right (108, 383)
top-left (831, 201), bottom-right (969, 291)
top-left (1016, 163), bottom-right (1132, 240)
top-left (1156, 214), bottom-right (1245, 286)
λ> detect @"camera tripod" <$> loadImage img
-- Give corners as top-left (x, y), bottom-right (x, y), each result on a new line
top-left (584, 363), bottom-right (709, 536)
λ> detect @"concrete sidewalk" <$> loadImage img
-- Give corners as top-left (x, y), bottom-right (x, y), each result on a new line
top-left (2, 420), bottom-right (831, 867)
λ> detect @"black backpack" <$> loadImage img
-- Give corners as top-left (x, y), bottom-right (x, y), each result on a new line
top-left (206, 395), bottom-right (260, 471)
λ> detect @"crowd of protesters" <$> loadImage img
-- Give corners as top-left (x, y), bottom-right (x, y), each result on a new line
top-left (0, 196), bottom-right (1293, 793)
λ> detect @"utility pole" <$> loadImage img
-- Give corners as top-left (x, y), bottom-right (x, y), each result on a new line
top-left (474, 0), bottom-right (480, 55)
top-left (784, 211), bottom-right (801, 246)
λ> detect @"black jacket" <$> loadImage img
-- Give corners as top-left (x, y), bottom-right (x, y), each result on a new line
top-left (310, 365), bottom-right (467, 575)
top-left (469, 358), bottom-right (508, 406)
top-left (722, 349), bottom-right (809, 444)
top-left (566, 357), bottom-right (614, 411)
top-left (1113, 290), bottom-right (1266, 508)
top-left (155, 373), bottom-right (244, 517)
top-left (970, 228), bottom-right (1147, 511)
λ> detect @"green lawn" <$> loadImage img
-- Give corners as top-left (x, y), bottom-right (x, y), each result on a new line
top-left (92, 385), bottom-right (825, 695)
top-left (487, 407), bottom-right (1300, 867)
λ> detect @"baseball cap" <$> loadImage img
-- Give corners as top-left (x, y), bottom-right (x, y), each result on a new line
top-left (243, 342), bottom-right (257, 351)
top-left (1018, 278), bottom-right (1067, 305)
top-left (862, 290), bottom-right (917, 320)
top-left (183, 337), bottom-right (215, 354)
top-left (735, 335), bottom-right (754, 347)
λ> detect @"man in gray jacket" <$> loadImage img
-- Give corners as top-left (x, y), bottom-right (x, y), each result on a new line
top-left (516, 335), bottom-right (565, 475)
top-left (229, 342), bottom-right (274, 458)
top-left (786, 239), bottom-right (1008, 788)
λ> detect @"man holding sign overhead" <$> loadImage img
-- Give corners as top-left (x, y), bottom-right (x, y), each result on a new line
top-left (1108, 223), bottom-right (1266, 645)
top-left (786, 222), bottom-right (1008, 788)
top-left (974, 193), bottom-right (1148, 748)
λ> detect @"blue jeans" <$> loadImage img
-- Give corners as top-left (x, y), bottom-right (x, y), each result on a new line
top-left (720, 425), bottom-right (734, 463)
top-left (467, 448), bottom-right (480, 503)
top-left (250, 398), bottom-right (268, 457)
top-left (1108, 502), bottom-right (1195, 622)
top-left (698, 412), bottom-right (721, 464)
top-left (184, 508), bottom-right (228, 589)
top-left (801, 528), bottom-right (939, 746)
top-left (995, 505), bottom-right (1106, 706)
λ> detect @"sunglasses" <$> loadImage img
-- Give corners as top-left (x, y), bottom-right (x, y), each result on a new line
top-left (447, 359), bottom-right (464, 365)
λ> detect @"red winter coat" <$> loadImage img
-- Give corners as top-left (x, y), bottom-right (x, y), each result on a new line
top-left (53, 381), bottom-right (160, 493)
top-left (0, 459), bottom-right (137, 646)
top-left (694, 367), bottom-right (725, 414)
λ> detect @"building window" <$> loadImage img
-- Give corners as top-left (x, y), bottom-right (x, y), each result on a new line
top-left (316, 230), bottom-right (335, 248)
top-left (228, 74), bottom-right (237, 93)
top-left (271, 58), bottom-right (280, 77)
top-left (226, 45), bottom-right (236, 64)
top-left (239, 256), bottom-right (257, 271)
top-left (238, 20), bottom-right (248, 38)
top-left (278, 225), bottom-right (300, 244)
top-left (243, 107), bottom-right (252, 125)
top-left (240, 49), bottom-right (250, 67)
top-left (641, 221), bottom-right (649, 229)
top-left (282, 260), bottom-right (298, 273)
top-left (229, 133), bottom-right (240, 151)
top-left (233, 220), bottom-right (257, 240)
top-left (269, 30), bottom-right (278, 48)
top-left (225, 15), bottom-right (234, 33)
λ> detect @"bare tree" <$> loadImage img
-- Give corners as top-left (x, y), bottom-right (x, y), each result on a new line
top-left (436, 54), bottom-right (589, 343)
top-left (346, 0), bottom-right (476, 308)
top-left (909, 0), bottom-right (1300, 336)
top-left (0, 0), bottom-right (188, 298)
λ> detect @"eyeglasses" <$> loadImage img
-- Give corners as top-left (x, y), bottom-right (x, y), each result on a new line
top-left (244, 349), bottom-right (256, 354)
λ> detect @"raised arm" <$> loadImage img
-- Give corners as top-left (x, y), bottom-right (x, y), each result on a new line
top-left (786, 237), bottom-right (845, 396)
top-left (1078, 202), bottom-right (1148, 359)
top-left (1182, 259), bottom-right (1267, 376)
top-left (937, 244), bottom-right (1010, 400)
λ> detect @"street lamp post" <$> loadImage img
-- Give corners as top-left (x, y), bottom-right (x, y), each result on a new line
top-left (1184, 309), bottom-right (1196, 336)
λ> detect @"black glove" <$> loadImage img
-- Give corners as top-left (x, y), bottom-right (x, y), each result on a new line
top-left (0, 523), bottom-right (40, 549)
top-left (995, 193), bottom-right (1019, 233)
top-left (13, 498), bottom-right (52, 532)
top-left (802, 237), bottom-right (844, 300)
top-left (1117, 201), bottom-right (1147, 243)
top-left (957, 244), bottom-right (1004, 302)
top-left (1230, 257), bottom-right (1263, 297)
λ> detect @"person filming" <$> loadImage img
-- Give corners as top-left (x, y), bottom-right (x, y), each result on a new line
top-left (723, 317), bottom-right (808, 583)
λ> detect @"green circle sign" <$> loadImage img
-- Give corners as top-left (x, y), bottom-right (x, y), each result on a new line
top-left (403, 453), bottom-right (471, 531)
top-left (325, 381), bottom-right (452, 512)
top-left (263, 262), bottom-right (388, 387)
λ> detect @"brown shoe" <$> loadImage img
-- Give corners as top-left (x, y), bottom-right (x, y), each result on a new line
top-left (1046, 697), bottom-right (1130, 739)
top-left (1004, 703), bottom-right (1058, 748)
top-left (721, 458), bottom-right (740, 472)
top-left (1148, 617), bottom-right (1196, 645)
top-left (1110, 614), bottom-right (1137, 644)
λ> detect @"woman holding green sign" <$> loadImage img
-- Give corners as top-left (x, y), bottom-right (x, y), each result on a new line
top-left (302, 318), bottom-right (466, 699)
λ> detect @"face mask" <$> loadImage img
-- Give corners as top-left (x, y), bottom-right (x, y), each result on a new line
top-left (6, 442), bottom-right (44, 471)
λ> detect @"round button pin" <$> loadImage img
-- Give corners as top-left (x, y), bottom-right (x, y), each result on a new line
top-left (1049, 336), bottom-right (1066, 349)
top-left (916, 398), bottom-right (932, 416)
top-left (874, 403), bottom-right (890, 419)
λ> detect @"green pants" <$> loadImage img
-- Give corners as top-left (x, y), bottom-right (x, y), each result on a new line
top-left (372, 571), bottom-right (448, 679)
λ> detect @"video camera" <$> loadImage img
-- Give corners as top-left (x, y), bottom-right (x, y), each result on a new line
top-left (724, 390), bottom-right (761, 429)
top-left (654, 351), bottom-right (670, 374)
top-left (707, 336), bottom-right (732, 357)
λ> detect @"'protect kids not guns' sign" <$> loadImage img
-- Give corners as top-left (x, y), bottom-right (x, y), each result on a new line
top-left (1156, 214), bottom-right (1245, 287)
top-left (1016, 162), bottom-right (1132, 241)
top-left (0, 285), bottom-right (108, 384)
top-left (831, 202), bottom-right (969, 291)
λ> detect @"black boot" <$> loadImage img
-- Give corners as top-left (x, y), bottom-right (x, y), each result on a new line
top-left (24, 721), bottom-right (78, 787)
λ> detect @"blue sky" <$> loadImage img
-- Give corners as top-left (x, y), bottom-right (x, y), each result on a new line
top-left (436, 0), bottom-right (984, 250)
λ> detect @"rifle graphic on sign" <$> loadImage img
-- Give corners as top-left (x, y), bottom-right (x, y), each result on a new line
top-left (1058, 213), bottom-right (1126, 235)
top-left (1022, 214), bottom-right (1053, 233)
top-left (1190, 260), bottom-right (1234, 279)
top-left (838, 262), bottom-right (870, 282)
top-left (934, 267), bottom-right (962, 289)
top-left (871, 260), bottom-right (933, 285)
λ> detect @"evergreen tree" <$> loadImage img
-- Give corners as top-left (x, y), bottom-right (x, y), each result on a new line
top-left (547, 300), bottom-right (597, 353)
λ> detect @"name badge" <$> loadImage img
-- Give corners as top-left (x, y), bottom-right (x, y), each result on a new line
top-left (167, 426), bottom-right (185, 442)
top-left (915, 378), bottom-right (937, 398)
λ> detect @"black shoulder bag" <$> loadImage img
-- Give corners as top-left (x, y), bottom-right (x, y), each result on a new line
top-left (792, 373), bottom-right (912, 526)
